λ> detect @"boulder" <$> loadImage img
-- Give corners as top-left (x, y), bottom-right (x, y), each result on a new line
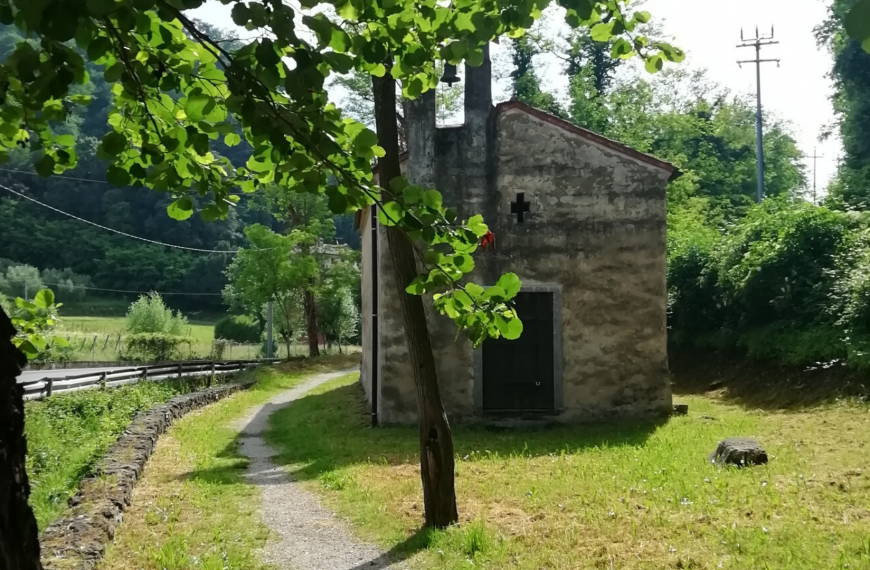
top-left (673, 404), bottom-right (689, 416)
top-left (709, 438), bottom-right (768, 467)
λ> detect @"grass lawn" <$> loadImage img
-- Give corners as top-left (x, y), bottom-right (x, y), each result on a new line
top-left (99, 355), bottom-right (360, 570)
top-left (262, 374), bottom-right (870, 570)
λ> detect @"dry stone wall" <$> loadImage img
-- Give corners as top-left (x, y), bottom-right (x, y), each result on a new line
top-left (39, 381), bottom-right (253, 570)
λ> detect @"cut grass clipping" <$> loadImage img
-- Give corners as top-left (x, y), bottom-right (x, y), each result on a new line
top-left (100, 355), bottom-right (359, 570)
top-left (264, 373), bottom-right (870, 570)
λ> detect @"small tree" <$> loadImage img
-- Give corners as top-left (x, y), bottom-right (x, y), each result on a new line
top-left (225, 224), bottom-right (318, 358)
top-left (1, 265), bottom-right (44, 300)
top-left (318, 285), bottom-right (359, 352)
top-left (125, 292), bottom-right (188, 335)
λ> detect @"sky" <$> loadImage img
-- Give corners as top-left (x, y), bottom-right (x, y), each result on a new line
top-left (191, 0), bottom-right (842, 196)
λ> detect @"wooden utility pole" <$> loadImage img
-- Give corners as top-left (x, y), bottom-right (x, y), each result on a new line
top-left (738, 27), bottom-right (781, 203)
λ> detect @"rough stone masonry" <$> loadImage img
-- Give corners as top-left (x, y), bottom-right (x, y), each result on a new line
top-left (358, 45), bottom-right (679, 425)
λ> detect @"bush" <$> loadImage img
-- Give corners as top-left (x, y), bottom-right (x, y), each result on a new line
top-left (121, 333), bottom-right (189, 361)
top-left (667, 197), bottom-right (867, 368)
top-left (126, 292), bottom-right (188, 335)
top-left (214, 314), bottom-right (261, 343)
top-left (716, 199), bottom-right (851, 328)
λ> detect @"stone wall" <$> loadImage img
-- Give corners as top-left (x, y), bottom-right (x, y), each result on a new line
top-left (39, 382), bottom-right (253, 570)
top-left (371, 82), bottom-right (673, 424)
top-left (493, 106), bottom-right (672, 421)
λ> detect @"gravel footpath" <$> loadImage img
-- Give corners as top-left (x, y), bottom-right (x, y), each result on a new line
top-left (235, 369), bottom-right (406, 570)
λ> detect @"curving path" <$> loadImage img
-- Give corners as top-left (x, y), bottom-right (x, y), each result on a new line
top-left (235, 369), bottom-right (406, 570)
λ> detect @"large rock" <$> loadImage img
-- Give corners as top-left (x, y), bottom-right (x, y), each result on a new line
top-left (709, 438), bottom-right (768, 467)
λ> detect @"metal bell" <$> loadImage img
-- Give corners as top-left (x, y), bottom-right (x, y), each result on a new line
top-left (440, 63), bottom-right (460, 86)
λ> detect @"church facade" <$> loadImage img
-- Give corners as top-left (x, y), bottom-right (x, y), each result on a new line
top-left (358, 49), bottom-right (678, 425)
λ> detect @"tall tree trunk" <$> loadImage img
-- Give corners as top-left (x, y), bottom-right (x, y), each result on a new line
top-left (0, 309), bottom-right (43, 570)
top-left (372, 69), bottom-right (459, 528)
top-left (303, 289), bottom-right (320, 357)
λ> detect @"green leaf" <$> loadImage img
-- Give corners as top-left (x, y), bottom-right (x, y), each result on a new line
top-left (452, 254), bottom-right (474, 273)
top-left (102, 132), bottom-right (127, 155)
top-left (33, 289), bottom-right (54, 309)
top-left (106, 166), bottom-right (130, 187)
top-left (645, 54), bottom-right (665, 73)
top-left (495, 272), bottom-right (521, 299)
top-left (167, 197), bottom-right (194, 221)
top-left (423, 190), bottom-right (442, 209)
top-left (634, 11), bottom-right (652, 24)
top-left (353, 128), bottom-right (379, 151)
top-left (86, 0), bottom-right (119, 15)
top-left (378, 201), bottom-right (403, 226)
top-left (846, 0), bottom-right (870, 42)
top-left (328, 190), bottom-right (348, 214)
top-left (224, 133), bottom-right (242, 147)
top-left (467, 214), bottom-right (488, 237)
top-left (34, 155), bottom-right (55, 177)
top-left (405, 275), bottom-right (428, 295)
top-left (404, 185), bottom-right (423, 204)
top-left (590, 22), bottom-right (613, 42)
top-left (495, 314), bottom-right (523, 340)
top-left (185, 93), bottom-right (215, 122)
top-left (17, 340), bottom-right (38, 359)
top-left (70, 94), bottom-right (93, 106)
top-left (389, 176), bottom-right (408, 195)
top-left (201, 204), bottom-right (221, 222)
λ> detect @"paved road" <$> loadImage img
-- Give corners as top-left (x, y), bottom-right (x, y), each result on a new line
top-left (17, 366), bottom-right (138, 384)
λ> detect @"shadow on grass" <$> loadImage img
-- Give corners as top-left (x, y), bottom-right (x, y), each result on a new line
top-left (180, 377), bottom-right (664, 566)
top-left (670, 348), bottom-right (870, 411)
top-left (188, 381), bottom-right (664, 488)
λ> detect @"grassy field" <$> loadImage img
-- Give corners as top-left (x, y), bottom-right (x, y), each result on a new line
top-left (54, 315), bottom-right (340, 361)
top-left (99, 355), bottom-right (361, 570)
top-left (257, 374), bottom-right (870, 570)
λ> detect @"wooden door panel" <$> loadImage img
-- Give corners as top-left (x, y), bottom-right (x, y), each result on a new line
top-left (482, 292), bottom-right (555, 412)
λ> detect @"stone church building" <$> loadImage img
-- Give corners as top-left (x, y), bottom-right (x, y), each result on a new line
top-left (357, 48), bottom-right (679, 425)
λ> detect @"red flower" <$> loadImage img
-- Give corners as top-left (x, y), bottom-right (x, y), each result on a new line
top-left (480, 230), bottom-right (496, 251)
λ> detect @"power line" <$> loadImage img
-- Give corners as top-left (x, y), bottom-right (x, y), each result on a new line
top-left (41, 281), bottom-right (223, 296)
top-left (0, 166), bottom-right (109, 184)
top-left (0, 182), bottom-right (243, 254)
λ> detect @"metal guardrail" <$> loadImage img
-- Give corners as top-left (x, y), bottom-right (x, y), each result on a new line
top-left (19, 359), bottom-right (282, 401)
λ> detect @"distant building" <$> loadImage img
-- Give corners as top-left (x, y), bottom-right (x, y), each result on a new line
top-left (358, 47), bottom-right (678, 425)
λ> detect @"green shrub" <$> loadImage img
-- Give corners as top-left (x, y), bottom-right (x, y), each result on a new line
top-left (667, 197), bottom-right (868, 368)
top-left (214, 314), bottom-right (261, 343)
top-left (716, 198), bottom-right (851, 328)
top-left (126, 292), bottom-right (188, 335)
top-left (122, 333), bottom-right (189, 361)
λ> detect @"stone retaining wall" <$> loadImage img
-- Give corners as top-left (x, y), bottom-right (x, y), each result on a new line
top-left (39, 381), bottom-right (254, 570)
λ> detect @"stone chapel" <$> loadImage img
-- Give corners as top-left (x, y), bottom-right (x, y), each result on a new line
top-left (357, 47), bottom-right (679, 425)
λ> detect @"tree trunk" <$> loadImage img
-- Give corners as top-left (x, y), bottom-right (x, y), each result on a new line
top-left (303, 289), bottom-right (320, 357)
top-left (372, 69), bottom-right (459, 528)
top-left (0, 308), bottom-right (44, 570)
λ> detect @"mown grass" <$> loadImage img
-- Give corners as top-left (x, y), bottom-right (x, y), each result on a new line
top-left (25, 379), bottom-right (200, 530)
top-left (99, 354), bottom-right (360, 570)
top-left (264, 374), bottom-right (870, 570)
